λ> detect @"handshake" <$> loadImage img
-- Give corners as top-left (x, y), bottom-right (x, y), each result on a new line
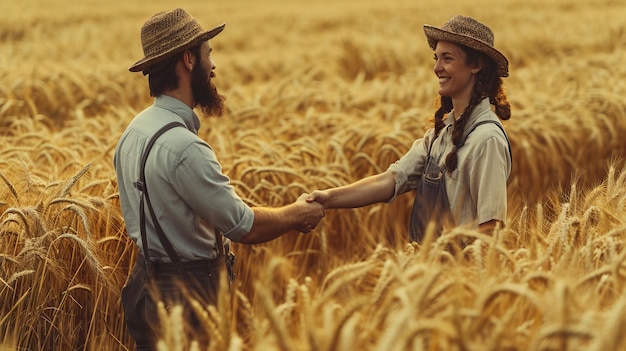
top-left (294, 190), bottom-right (329, 234)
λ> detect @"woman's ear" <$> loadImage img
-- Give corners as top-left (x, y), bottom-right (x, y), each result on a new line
top-left (472, 58), bottom-right (485, 74)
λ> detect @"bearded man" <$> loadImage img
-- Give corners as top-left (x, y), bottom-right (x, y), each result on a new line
top-left (114, 8), bottom-right (324, 350)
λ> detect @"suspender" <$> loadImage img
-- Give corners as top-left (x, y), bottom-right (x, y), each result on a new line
top-left (460, 120), bottom-right (513, 165)
top-left (132, 122), bottom-right (231, 281)
top-left (427, 120), bottom-right (513, 167)
top-left (134, 122), bottom-right (185, 269)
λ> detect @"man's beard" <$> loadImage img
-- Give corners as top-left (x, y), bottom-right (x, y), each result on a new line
top-left (191, 63), bottom-right (226, 118)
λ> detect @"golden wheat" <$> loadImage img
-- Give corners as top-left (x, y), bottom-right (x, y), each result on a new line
top-left (2, 0), bottom-right (626, 349)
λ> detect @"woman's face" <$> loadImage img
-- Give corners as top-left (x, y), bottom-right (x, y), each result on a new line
top-left (433, 41), bottom-right (477, 102)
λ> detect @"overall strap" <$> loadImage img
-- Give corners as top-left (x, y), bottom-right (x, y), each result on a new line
top-left (426, 131), bottom-right (439, 158)
top-left (134, 122), bottom-right (185, 266)
top-left (460, 120), bottom-right (513, 165)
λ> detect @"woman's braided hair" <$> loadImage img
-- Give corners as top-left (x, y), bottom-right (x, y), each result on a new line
top-left (433, 44), bottom-right (510, 172)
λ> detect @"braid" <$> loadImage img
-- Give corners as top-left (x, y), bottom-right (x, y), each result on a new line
top-left (492, 82), bottom-right (511, 120)
top-left (434, 96), bottom-right (453, 136)
top-left (444, 81), bottom-right (483, 171)
top-left (483, 59), bottom-right (510, 121)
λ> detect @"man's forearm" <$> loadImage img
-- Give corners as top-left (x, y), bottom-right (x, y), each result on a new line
top-left (240, 204), bottom-right (311, 244)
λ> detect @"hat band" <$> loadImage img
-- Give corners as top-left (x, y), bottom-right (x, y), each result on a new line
top-left (440, 24), bottom-right (494, 46)
top-left (141, 21), bottom-right (204, 57)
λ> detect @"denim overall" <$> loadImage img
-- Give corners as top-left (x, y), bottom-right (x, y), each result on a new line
top-left (408, 120), bottom-right (511, 243)
top-left (408, 138), bottom-right (450, 243)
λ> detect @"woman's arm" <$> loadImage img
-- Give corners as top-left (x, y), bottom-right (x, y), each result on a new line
top-left (306, 171), bottom-right (396, 209)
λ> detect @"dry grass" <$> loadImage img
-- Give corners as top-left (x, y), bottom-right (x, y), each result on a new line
top-left (2, 0), bottom-right (626, 349)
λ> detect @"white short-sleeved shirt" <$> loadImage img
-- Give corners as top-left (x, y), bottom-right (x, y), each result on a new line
top-left (387, 98), bottom-right (511, 229)
top-left (114, 95), bottom-right (254, 262)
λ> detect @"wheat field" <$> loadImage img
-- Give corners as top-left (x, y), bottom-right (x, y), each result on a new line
top-left (1, 0), bottom-right (626, 350)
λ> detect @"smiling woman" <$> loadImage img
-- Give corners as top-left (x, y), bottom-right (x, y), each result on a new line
top-left (433, 42), bottom-right (477, 109)
top-left (306, 14), bottom-right (512, 243)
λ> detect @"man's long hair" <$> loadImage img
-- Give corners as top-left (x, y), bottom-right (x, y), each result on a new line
top-left (146, 48), bottom-right (191, 97)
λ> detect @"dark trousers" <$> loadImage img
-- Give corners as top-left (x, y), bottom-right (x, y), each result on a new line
top-left (121, 256), bottom-right (224, 351)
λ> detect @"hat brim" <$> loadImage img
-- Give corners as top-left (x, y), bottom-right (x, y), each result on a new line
top-left (129, 23), bottom-right (225, 73)
top-left (423, 25), bottom-right (509, 77)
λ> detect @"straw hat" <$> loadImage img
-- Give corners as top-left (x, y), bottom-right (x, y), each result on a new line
top-left (129, 8), bottom-right (225, 73)
top-left (423, 15), bottom-right (509, 77)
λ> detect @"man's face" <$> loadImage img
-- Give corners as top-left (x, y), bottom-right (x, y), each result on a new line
top-left (191, 42), bottom-right (225, 117)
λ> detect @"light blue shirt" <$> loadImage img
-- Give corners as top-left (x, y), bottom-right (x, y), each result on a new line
top-left (114, 95), bottom-right (254, 262)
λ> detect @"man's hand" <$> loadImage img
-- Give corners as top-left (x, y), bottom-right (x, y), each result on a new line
top-left (295, 193), bottom-right (325, 233)
top-left (242, 194), bottom-right (327, 244)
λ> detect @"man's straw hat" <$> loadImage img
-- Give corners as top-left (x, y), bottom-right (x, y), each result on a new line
top-left (129, 8), bottom-right (225, 73)
top-left (423, 15), bottom-right (509, 77)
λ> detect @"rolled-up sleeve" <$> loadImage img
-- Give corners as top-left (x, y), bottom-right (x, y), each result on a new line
top-left (385, 131), bottom-right (432, 203)
top-left (172, 141), bottom-right (254, 242)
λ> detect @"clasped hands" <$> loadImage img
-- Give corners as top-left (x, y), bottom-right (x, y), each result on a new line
top-left (294, 190), bottom-right (328, 234)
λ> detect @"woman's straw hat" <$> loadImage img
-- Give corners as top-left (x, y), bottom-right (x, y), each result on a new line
top-left (423, 15), bottom-right (509, 77)
top-left (129, 8), bottom-right (225, 73)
